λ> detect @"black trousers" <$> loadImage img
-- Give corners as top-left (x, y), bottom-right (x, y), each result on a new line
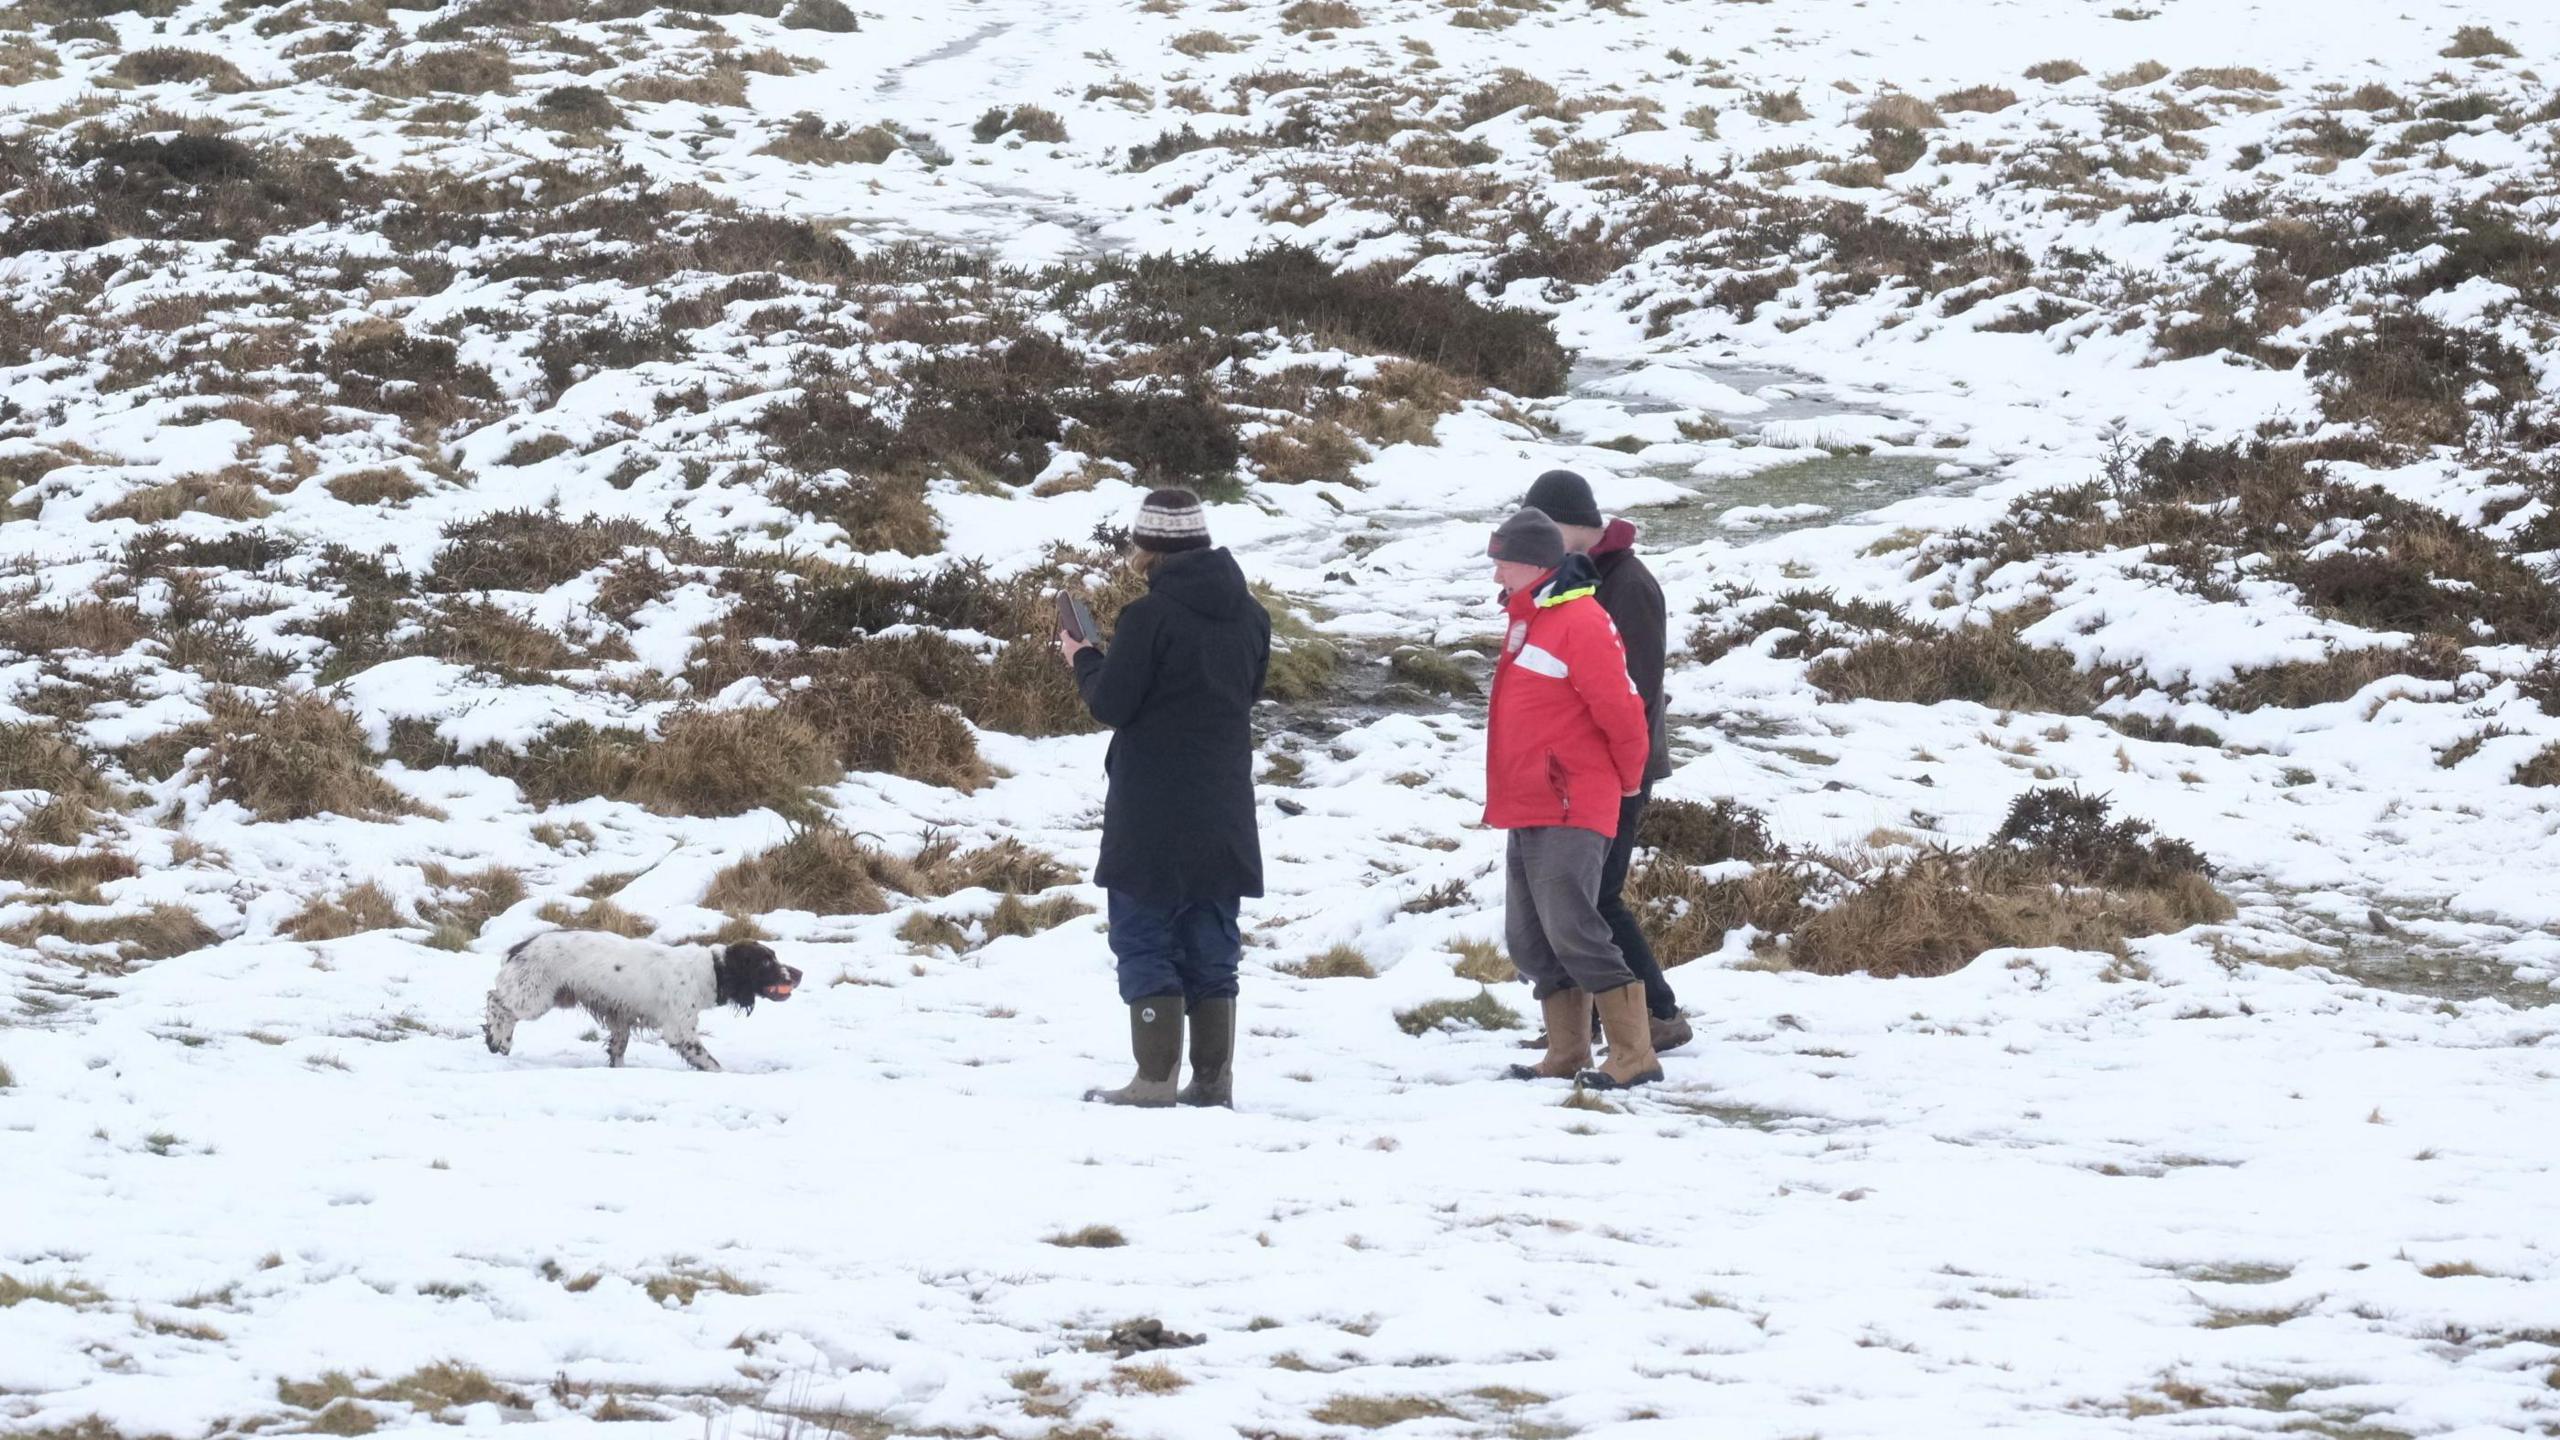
top-left (1597, 785), bottom-right (1680, 1019)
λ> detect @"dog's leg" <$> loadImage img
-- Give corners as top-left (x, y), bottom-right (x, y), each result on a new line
top-left (659, 1013), bottom-right (720, 1072)
top-left (483, 991), bottom-right (517, 1056)
top-left (605, 1022), bottom-right (631, 1068)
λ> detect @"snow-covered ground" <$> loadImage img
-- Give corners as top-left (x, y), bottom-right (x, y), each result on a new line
top-left (4, 1), bottom-right (2558, 1436)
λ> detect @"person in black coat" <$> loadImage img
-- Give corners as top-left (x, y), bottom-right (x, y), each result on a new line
top-left (1521, 469), bottom-right (1693, 1056)
top-left (1058, 488), bottom-right (1271, 1109)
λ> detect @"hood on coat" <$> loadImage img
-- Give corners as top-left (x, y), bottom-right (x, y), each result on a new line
top-left (1148, 546), bottom-right (1255, 621)
top-left (1588, 517), bottom-right (1639, 560)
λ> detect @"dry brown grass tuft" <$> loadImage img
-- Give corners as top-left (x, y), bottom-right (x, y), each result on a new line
top-left (418, 863), bottom-right (524, 950)
top-left (1640, 798), bottom-right (1775, 865)
top-left (1170, 29), bottom-right (1242, 57)
top-left (972, 104), bottom-right (1068, 144)
top-left (897, 910), bottom-right (970, 951)
top-left (1279, 0), bottom-right (1362, 31)
top-left (347, 44), bottom-right (516, 97)
top-left (763, 115), bottom-right (905, 164)
top-left (0, 833), bottom-right (138, 899)
top-left (638, 1266), bottom-right (756, 1306)
top-left (1859, 93), bottom-right (1943, 129)
top-left (2024, 59), bottom-right (2089, 83)
top-left (1045, 1225), bottom-right (1127, 1248)
top-left (2207, 640), bottom-right (2458, 712)
top-left (1279, 943), bottom-right (1375, 979)
top-left (1, 904), bottom-right (220, 969)
top-left (2514, 743), bottom-right (2560, 788)
top-left (980, 892), bottom-right (1092, 940)
top-left (1247, 417), bottom-right (1366, 483)
top-left (285, 882), bottom-right (407, 941)
top-left (0, 723), bottom-right (115, 807)
top-left (705, 824), bottom-right (899, 916)
top-left (708, 828), bottom-right (1073, 917)
top-left (2102, 61), bottom-right (2170, 91)
top-left (619, 707), bottom-right (842, 818)
top-left (781, 0), bottom-right (859, 32)
top-left (1807, 615), bottom-right (2097, 714)
top-left (1311, 1395), bottom-right (1454, 1428)
top-left (194, 689), bottom-right (423, 823)
top-left (1112, 1361), bottom-right (1189, 1394)
top-left (1749, 88), bottom-right (1810, 122)
top-left (1786, 848), bottom-right (2229, 978)
top-left (94, 473), bottom-right (274, 524)
top-left (532, 898), bottom-right (652, 938)
top-left (2176, 66), bottom-right (2280, 91)
top-left (1449, 938), bottom-right (1515, 984)
top-left (1394, 989), bottom-right (1521, 1035)
top-left (2442, 25), bottom-right (2518, 59)
top-left (113, 48), bottom-right (252, 90)
top-left (780, 660), bottom-right (989, 793)
top-left (1937, 84), bottom-right (2018, 113)
top-left (323, 469), bottom-right (426, 506)
top-left (1627, 858), bottom-right (1810, 966)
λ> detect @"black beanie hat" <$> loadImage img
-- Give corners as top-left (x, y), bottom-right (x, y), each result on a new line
top-left (1132, 488), bottom-right (1211, 553)
top-left (1521, 469), bottom-right (1601, 529)
top-left (1488, 507), bottom-right (1566, 569)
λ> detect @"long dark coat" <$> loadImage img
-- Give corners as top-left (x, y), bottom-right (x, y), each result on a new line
top-left (1589, 519), bottom-right (1672, 784)
top-left (1071, 547), bottom-right (1271, 903)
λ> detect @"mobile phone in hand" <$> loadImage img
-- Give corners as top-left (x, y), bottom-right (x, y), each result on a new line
top-left (1055, 590), bottom-right (1101, 647)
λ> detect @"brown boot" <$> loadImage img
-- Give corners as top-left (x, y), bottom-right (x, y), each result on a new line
top-left (1506, 989), bottom-right (1592, 1080)
top-left (1650, 1011), bottom-right (1694, 1054)
top-left (1580, 984), bottom-right (1663, 1090)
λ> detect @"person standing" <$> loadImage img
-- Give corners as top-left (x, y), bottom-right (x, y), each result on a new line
top-left (1483, 507), bottom-right (1662, 1091)
top-left (1520, 469), bottom-right (1693, 1055)
top-left (1059, 488), bottom-right (1271, 1109)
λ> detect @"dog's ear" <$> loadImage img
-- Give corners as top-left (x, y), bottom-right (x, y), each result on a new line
top-left (713, 944), bottom-right (759, 1009)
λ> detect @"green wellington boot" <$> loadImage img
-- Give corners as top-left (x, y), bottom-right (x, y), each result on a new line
top-left (1085, 996), bottom-right (1184, 1107)
top-left (1176, 997), bottom-right (1236, 1108)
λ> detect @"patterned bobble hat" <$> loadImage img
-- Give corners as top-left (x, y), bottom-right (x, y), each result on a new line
top-left (1132, 487), bottom-right (1212, 553)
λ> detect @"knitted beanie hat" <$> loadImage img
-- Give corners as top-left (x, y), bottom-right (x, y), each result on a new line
top-left (1521, 469), bottom-right (1602, 529)
top-left (1487, 507), bottom-right (1565, 569)
top-left (1132, 487), bottom-right (1211, 553)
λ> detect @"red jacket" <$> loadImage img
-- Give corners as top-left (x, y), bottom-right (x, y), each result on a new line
top-left (1484, 554), bottom-right (1653, 837)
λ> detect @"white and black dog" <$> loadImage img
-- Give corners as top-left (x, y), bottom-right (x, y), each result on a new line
top-left (483, 932), bottom-right (803, 1071)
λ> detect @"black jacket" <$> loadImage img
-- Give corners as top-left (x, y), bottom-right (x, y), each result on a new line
top-left (1590, 521), bottom-right (1671, 784)
top-left (1072, 548), bottom-right (1272, 903)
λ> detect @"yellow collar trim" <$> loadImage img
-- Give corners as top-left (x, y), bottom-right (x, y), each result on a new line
top-left (1536, 583), bottom-right (1596, 608)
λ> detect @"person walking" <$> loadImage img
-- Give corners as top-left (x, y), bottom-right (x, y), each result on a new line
top-left (1483, 507), bottom-right (1663, 1091)
top-left (1059, 488), bottom-right (1271, 1109)
top-left (1519, 469), bottom-right (1693, 1055)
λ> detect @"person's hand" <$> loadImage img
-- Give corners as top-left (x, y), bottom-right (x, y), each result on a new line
top-left (1623, 787), bottom-right (1641, 798)
top-left (1058, 628), bottom-right (1090, 666)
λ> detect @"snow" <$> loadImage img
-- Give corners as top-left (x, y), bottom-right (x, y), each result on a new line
top-left (4, 0), bottom-right (2559, 1436)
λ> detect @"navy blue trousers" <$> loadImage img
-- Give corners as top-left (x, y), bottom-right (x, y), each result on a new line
top-left (1107, 893), bottom-right (1242, 1007)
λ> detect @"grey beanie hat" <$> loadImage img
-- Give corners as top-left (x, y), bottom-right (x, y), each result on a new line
top-left (1487, 507), bottom-right (1566, 569)
top-left (1132, 487), bottom-right (1212, 553)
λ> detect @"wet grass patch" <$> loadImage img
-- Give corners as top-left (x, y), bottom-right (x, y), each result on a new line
top-left (1394, 989), bottom-right (1522, 1035)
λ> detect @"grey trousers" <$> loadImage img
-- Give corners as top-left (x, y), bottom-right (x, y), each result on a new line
top-left (1505, 826), bottom-right (1639, 1000)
